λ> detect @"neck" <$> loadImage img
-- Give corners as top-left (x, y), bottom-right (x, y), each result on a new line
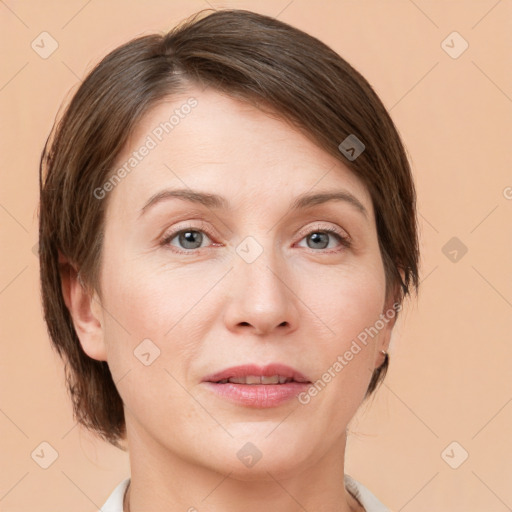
top-left (123, 420), bottom-right (364, 512)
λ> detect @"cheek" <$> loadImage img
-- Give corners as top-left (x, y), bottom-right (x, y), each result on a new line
top-left (298, 259), bottom-right (386, 344)
top-left (99, 256), bottom-right (217, 363)
top-left (296, 289), bottom-right (383, 422)
top-left (297, 261), bottom-right (386, 396)
top-left (98, 260), bottom-right (211, 417)
top-left (335, 279), bottom-right (385, 345)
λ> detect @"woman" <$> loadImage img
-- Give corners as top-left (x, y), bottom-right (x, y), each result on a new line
top-left (38, 9), bottom-right (419, 512)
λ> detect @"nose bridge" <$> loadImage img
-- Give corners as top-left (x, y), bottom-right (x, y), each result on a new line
top-left (236, 233), bottom-right (287, 303)
top-left (226, 232), bottom-right (299, 334)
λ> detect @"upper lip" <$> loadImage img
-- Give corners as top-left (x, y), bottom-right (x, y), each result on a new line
top-left (202, 363), bottom-right (310, 383)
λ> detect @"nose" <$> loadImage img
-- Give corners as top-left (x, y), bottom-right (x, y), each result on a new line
top-left (223, 246), bottom-right (300, 337)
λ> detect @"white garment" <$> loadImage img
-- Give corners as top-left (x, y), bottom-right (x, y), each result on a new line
top-left (101, 475), bottom-right (391, 512)
top-left (344, 474), bottom-right (391, 512)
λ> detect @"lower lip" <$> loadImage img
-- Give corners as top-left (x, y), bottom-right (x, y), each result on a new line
top-left (202, 382), bottom-right (311, 408)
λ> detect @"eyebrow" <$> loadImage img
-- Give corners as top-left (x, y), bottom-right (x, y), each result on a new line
top-left (139, 188), bottom-right (368, 218)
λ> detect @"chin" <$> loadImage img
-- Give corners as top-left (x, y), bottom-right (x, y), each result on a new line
top-left (202, 432), bottom-right (314, 481)
top-left (218, 454), bottom-right (307, 482)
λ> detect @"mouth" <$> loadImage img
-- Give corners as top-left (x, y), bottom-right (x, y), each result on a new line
top-left (202, 363), bottom-right (311, 384)
top-left (201, 364), bottom-right (311, 408)
top-left (213, 375), bottom-right (305, 385)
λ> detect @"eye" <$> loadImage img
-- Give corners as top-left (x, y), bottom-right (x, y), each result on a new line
top-left (160, 223), bottom-right (351, 254)
top-left (296, 226), bottom-right (351, 252)
top-left (161, 224), bottom-right (214, 253)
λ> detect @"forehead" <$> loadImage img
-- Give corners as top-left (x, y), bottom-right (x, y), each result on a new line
top-left (107, 86), bottom-right (373, 217)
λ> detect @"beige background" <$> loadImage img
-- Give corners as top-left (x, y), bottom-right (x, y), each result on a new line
top-left (1, 0), bottom-right (511, 510)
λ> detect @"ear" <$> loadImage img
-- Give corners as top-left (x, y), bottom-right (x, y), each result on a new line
top-left (376, 268), bottom-right (405, 362)
top-left (59, 252), bottom-right (107, 361)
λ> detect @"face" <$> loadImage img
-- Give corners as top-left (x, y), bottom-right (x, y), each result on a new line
top-left (84, 85), bottom-right (397, 479)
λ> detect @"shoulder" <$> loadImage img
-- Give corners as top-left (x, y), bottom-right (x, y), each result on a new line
top-left (344, 474), bottom-right (393, 512)
top-left (99, 478), bottom-right (130, 512)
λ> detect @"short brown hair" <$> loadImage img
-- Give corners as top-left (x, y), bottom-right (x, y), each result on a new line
top-left (39, 8), bottom-right (419, 449)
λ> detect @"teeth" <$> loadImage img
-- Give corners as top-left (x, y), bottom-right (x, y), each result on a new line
top-left (218, 375), bottom-right (293, 385)
top-left (246, 375), bottom-right (263, 385)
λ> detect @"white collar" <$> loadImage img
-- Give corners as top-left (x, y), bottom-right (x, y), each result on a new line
top-left (101, 475), bottom-right (391, 512)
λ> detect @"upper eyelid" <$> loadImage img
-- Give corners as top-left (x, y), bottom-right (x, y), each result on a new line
top-left (296, 222), bottom-right (350, 239)
top-left (161, 221), bottom-right (213, 242)
top-left (162, 221), bottom-right (349, 247)
top-left (164, 220), bottom-right (346, 236)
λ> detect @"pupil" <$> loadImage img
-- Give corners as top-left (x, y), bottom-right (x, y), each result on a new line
top-left (180, 231), bottom-right (202, 249)
top-left (309, 232), bottom-right (328, 249)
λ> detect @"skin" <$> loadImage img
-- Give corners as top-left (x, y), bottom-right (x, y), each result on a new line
top-left (64, 84), bottom-right (400, 512)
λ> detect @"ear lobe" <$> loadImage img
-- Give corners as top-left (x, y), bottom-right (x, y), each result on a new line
top-left (378, 279), bottom-right (403, 356)
top-left (59, 253), bottom-right (107, 362)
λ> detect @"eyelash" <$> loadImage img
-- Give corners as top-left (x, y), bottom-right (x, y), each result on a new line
top-left (160, 222), bottom-right (351, 254)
